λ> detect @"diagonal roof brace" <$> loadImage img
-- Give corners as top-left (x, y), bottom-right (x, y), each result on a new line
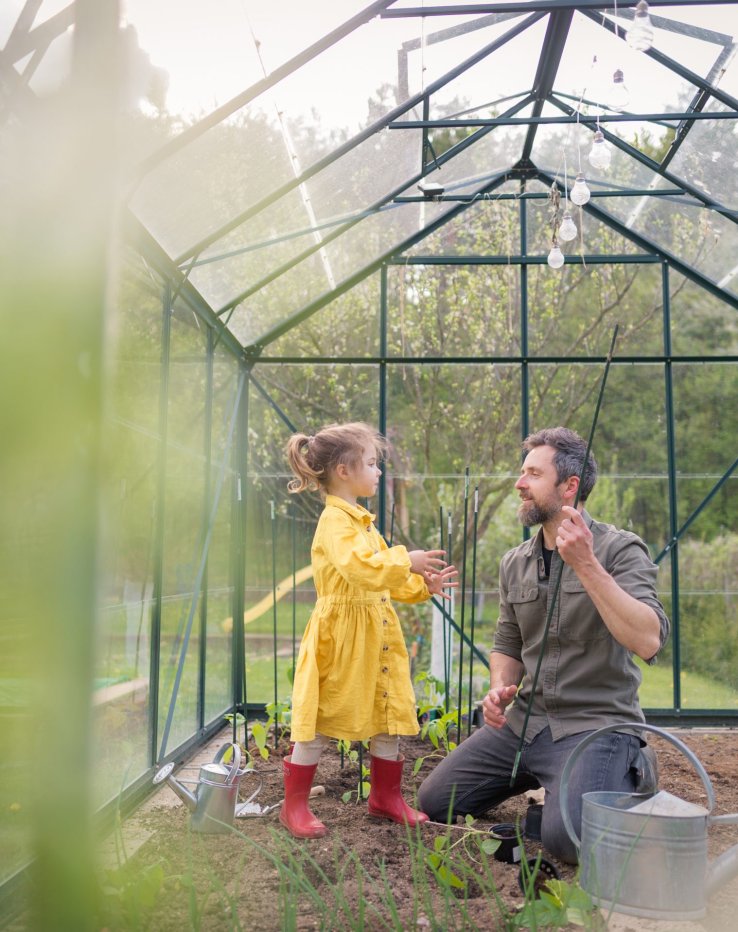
top-left (521, 10), bottom-right (573, 162)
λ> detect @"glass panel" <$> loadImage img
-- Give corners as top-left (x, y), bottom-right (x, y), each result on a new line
top-left (668, 99), bottom-right (738, 211)
top-left (189, 125), bottom-right (422, 309)
top-left (528, 363), bottom-right (670, 549)
top-left (191, 187), bottom-right (337, 311)
top-left (404, 194), bottom-right (521, 257)
top-left (122, 0), bottom-right (262, 116)
top-left (425, 15), bottom-right (544, 118)
top-left (554, 11), bottom-right (707, 141)
top-left (203, 348), bottom-right (241, 723)
top-left (678, 523), bottom-right (738, 711)
top-left (129, 115), bottom-right (297, 260)
top-left (225, 199), bottom-right (452, 347)
top-left (266, 276), bottom-right (380, 358)
top-left (531, 119), bottom-right (671, 192)
top-left (93, 254), bottom-right (163, 805)
top-left (526, 263), bottom-right (663, 356)
top-left (602, 194), bottom-right (738, 298)
top-left (672, 364), bottom-right (738, 533)
top-left (386, 262), bottom-right (520, 357)
top-left (157, 309), bottom-right (209, 754)
top-left (669, 271), bottom-right (738, 356)
top-left (421, 123), bottom-right (530, 195)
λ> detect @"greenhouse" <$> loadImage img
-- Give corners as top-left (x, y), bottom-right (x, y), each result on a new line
top-left (2, 0), bottom-right (737, 928)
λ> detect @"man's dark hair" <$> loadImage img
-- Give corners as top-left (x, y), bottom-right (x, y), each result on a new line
top-left (523, 427), bottom-right (598, 502)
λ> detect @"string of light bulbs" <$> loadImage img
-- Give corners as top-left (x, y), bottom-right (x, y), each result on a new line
top-left (547, 1), bottom-right (655, 271)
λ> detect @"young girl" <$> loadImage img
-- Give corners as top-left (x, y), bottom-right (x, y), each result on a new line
top-left (281, 422), bottom-right (457, 838)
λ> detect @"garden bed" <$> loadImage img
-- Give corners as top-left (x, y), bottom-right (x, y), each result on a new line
top-left (99, 727), bottom-right (738, 930)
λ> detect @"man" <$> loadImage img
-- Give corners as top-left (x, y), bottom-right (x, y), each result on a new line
top-left (417, 427), bottom-right (669, 863)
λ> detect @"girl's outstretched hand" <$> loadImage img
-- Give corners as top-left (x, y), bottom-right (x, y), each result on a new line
top-left (424, 564), bottom-right (459, 599)
top-left (408, 549), bottom-right (447, 576)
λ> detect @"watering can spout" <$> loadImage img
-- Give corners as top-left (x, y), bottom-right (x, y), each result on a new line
top-left (152, 761), bottom-right (197, 811)
top-left (706, 832), bottom-right (738, 898)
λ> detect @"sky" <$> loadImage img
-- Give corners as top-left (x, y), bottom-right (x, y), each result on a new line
top-left (1, 2), bottom-right (735, 131)
top-left (115, 1), bottom-right (737, 129)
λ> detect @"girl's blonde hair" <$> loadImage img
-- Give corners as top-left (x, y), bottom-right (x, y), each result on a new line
top-left (285, 422), bottom-right (389, 494)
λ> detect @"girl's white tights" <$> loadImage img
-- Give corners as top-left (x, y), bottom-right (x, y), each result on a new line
top-left (291, 733), bottom-right (399, 766)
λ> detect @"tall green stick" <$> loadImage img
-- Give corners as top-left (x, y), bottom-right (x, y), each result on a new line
top-left (509, 324), bottom-right (619, 785)
top-left (467, 486), bottom-right (480, 737)
top-left (456, 468), bottom-right (470, 738)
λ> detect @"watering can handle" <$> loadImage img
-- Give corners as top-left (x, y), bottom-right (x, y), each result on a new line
top-left (213, 742), bottom-right (242, 784)
top-left (559, 722), bottom-right (717, 854)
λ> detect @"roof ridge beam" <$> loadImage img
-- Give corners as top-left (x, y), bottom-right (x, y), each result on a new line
top-left (521, 10), bottom-right (573, 161)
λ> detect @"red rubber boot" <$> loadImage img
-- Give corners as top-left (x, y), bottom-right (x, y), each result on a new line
top-left (279, 756), bottom-right (327, 839)
top-left (367, 754), bottom-right (429, 826)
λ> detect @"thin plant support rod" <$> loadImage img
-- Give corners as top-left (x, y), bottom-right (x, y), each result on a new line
top-left (457, 468), bottom-right (471, 738)
top-left (439, 507), bottom-right (449, 710)
top-left (270, 500), bottom-right (279, 749)
top-left (446, 512), bottom-right (454, 713)
top-left (510, 324), bottom-right (619, 785)
top-left (467, 487), bottom-right (480, 737)
top-left (291, 501), bottom-right (297, 678)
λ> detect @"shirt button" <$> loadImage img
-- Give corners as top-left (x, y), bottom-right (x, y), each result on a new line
top-left (381, 596), bottom-right (387, 602)
top-left (383, 691), bottom-right (388, 698)
top-left (382, 666), bottom-right (389, 674)
top-left (382, 619), bottom-right (388, 625)
top-left (382, 644), bottom-right (389, 651)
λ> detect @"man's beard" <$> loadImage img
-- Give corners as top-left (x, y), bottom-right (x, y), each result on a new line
top-left (517, 496), bottom-right (560, 527)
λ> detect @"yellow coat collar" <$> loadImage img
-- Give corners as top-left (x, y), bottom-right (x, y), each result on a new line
top-left (325, 494), bottom-right (375, 527)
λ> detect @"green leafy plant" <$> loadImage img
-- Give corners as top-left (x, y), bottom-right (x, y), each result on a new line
top-left (516, 874), bottom-right (597, 929)
top-left (413, 672), bottom-right (461, 774)
top-left (342, 760), bottom-right (371, 804)
top-left (225, 697), bottom-right (293, 762)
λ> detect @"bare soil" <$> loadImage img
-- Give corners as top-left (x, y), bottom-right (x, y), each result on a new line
top-left (107, 727), bottom-right (738, 931)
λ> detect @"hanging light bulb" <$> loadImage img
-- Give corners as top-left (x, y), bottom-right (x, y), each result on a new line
top-left (559, 211), bottom-right (578, 242)
top-left (547, 240), bottom-right (565, 270)
top-left (588, 130), bottom-right (612, 171)
top-left (609, 69), bottom-right (630, 111)
top-left (570, 172), bottom-right (591, 206)
top-left (627, 0), bottom-right (654, 52)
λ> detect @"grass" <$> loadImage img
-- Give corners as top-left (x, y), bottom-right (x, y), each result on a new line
top-left (94, 817), bottom-right (601, 932)
top-left (636, 657), bottom-right (738, 709)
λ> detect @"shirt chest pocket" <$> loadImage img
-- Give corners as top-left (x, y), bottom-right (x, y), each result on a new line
top-left (507, 585), bottom-right (541, 637)
top-left (560, 579), bottom-right (609, 640)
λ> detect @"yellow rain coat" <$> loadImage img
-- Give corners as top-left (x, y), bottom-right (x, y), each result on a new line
top-left (290, 495), bottom-right (431, 743)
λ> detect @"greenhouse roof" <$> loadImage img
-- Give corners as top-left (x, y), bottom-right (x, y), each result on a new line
top-left (7, 1), bottom-right (738, 350)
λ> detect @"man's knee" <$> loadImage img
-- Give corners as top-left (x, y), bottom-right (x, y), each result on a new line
top-left (417, 771), bottom-right (456, 822)
top-left (541, 811), bottom-right (578, 865)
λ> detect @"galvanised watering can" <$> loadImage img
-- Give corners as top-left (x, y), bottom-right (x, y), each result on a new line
top-left (153, 742), bottom-right (258, 834)
top-left (560, 723), bottom-right (738, 921)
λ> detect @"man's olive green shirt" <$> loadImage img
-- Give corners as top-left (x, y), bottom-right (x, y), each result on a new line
top-left (493, 510), bottom-right (670, 742)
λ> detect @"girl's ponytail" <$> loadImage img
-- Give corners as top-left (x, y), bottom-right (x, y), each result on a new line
top-left (285, 433), bottom-right (323, 493)
top-left (285, 422), bottom-right (387, 495)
